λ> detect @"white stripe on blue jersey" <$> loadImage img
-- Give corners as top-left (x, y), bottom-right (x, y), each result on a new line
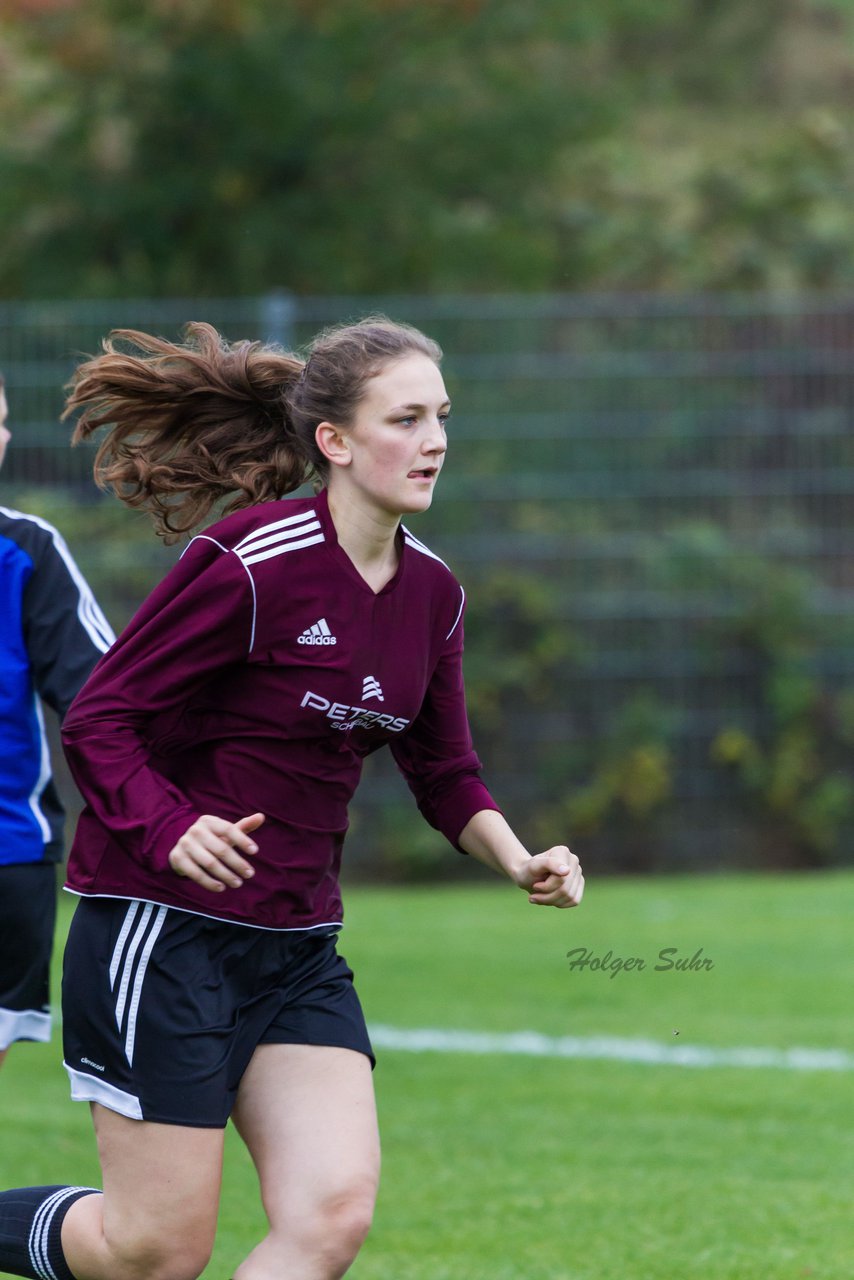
top-left (28, 695), bottom-right (53, 842)
top-left (0, 506), bottom-right (115, 653)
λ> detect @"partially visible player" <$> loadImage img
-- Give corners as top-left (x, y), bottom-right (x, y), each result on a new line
top-left (0, 319), bottom-right (583, 1280)
top-left (0, 371), bottom-right (114, 1071)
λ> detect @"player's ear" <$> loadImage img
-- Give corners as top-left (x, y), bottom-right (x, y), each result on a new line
top-left (315, 421), bottom-right (352, 468)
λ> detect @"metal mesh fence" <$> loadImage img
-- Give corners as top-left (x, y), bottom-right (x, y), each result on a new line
top-left (3, 292), bottom-right (854, 872)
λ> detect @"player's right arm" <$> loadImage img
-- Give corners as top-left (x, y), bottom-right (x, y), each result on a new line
top-left (61, 538), bottom-right (260, 881)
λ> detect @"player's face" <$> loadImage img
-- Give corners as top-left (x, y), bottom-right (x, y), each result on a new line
top-left (332, 353), bottom-right (450, 518)
top-left (0, 389), bottom-right (10, 471)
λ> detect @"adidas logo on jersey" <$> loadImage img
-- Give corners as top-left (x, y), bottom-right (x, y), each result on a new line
top-left (298, 618), bottom-right (337, 646)
top-left (362, 676), bottom-right (384, 702)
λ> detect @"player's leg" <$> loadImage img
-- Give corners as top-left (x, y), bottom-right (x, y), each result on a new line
top-left (0, 1107), bottom-right (224, 1280)
top-left (0, 863), bottom-right (57, 1068)
top-left (62, 1104), bottom-right (225, 1280)
top-left (50, 898), bottom-right (244, 1279)
top-left (231, 1043), bottom-right (380, 1280)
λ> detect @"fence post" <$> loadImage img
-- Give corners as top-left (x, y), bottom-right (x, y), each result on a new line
top-left (261, 289), bottom-right (297, 349)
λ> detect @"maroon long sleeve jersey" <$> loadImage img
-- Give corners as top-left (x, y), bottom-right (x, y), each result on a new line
top-left (61, 490), bottom-right (499, 930)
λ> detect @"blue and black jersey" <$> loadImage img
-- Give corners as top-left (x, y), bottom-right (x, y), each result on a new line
top-left (0, 506), bottom-right (114, 866)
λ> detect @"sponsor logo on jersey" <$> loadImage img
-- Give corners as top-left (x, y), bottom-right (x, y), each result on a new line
top-left (301, 690), bottom-right (409, 733)
top-left (298, 618), bottom-right (337, 645)
top-left (362, 675), bottom-right (384, 702)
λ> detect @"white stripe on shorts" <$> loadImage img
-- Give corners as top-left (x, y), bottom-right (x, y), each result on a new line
top-left (125, 907), bottom-right (167, 1065)
top-left (0, 1007), bottom-right (51, 1051)
top-left (64, 1063), bottom-right (144, 1121)
top-left (112, 902), bottom-right (153, 1032)
top-left (108, 899), bottom-right (141, 990)
top-left (109, 900), bottom-right (168, 1063)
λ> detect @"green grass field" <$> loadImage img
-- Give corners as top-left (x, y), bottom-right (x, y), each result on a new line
top-left (2, 870), bottom-right (852, 1279)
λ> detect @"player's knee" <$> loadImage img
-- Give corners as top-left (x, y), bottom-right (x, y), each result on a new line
top-left (278, 1176), bottom-right (376, 1274)
top-left (316, 1177), bottom-right (377, 1267)
top-left (148, 1244), bottom-right (214, 1280)
top-left (337, 1185), bottom-right (376, 1250)
top-left (105, 1224), bottom-right (214, 1280)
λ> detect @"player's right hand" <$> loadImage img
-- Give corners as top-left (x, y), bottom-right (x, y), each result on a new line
top-left (168, 812), bottom-right (264, 892)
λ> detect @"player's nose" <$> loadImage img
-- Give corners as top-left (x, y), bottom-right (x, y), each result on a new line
top-left (424, 418), bottom-right (447, 455)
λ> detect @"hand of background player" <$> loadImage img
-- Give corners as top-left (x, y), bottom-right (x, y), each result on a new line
top-left (168, 812), bottom-right (265, 892)
top-left (515, 847), bottom-right (584, 908)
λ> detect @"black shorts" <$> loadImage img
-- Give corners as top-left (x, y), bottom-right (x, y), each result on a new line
top-left (0, 863), bottom-right (57, 1050)
top-left (61, 897), bottom-right (374, 1127)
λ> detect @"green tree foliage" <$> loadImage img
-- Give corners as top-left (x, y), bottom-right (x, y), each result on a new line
top-left (0, 0), bottom-right (620, 296)
top-left (5, 0), bottom-right (854, 296)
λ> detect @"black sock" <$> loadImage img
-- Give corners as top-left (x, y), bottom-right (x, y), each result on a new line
top-left (0, 1185), bottom-right (101, 1280)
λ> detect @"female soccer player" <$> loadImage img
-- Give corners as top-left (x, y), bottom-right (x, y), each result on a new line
top-left (0, 317), bottom-right (584, 1280)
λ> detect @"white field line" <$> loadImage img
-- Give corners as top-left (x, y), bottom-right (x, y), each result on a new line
top-left (368, 1025), bottom-right (854, 1073)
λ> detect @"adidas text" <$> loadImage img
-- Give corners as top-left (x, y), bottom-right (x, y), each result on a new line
top-left (298, 617), bottom-right (338, 645)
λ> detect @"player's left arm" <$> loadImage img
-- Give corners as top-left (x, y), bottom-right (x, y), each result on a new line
top-left (458, 808), bottom-right (585, 909)
top-left (391, 583), bottom-right (583, 907)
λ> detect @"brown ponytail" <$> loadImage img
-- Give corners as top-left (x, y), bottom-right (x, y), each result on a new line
top-left (65, 323), bottom-right (309, 543)
top-left (67, 315), bottom-right (442, 542)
